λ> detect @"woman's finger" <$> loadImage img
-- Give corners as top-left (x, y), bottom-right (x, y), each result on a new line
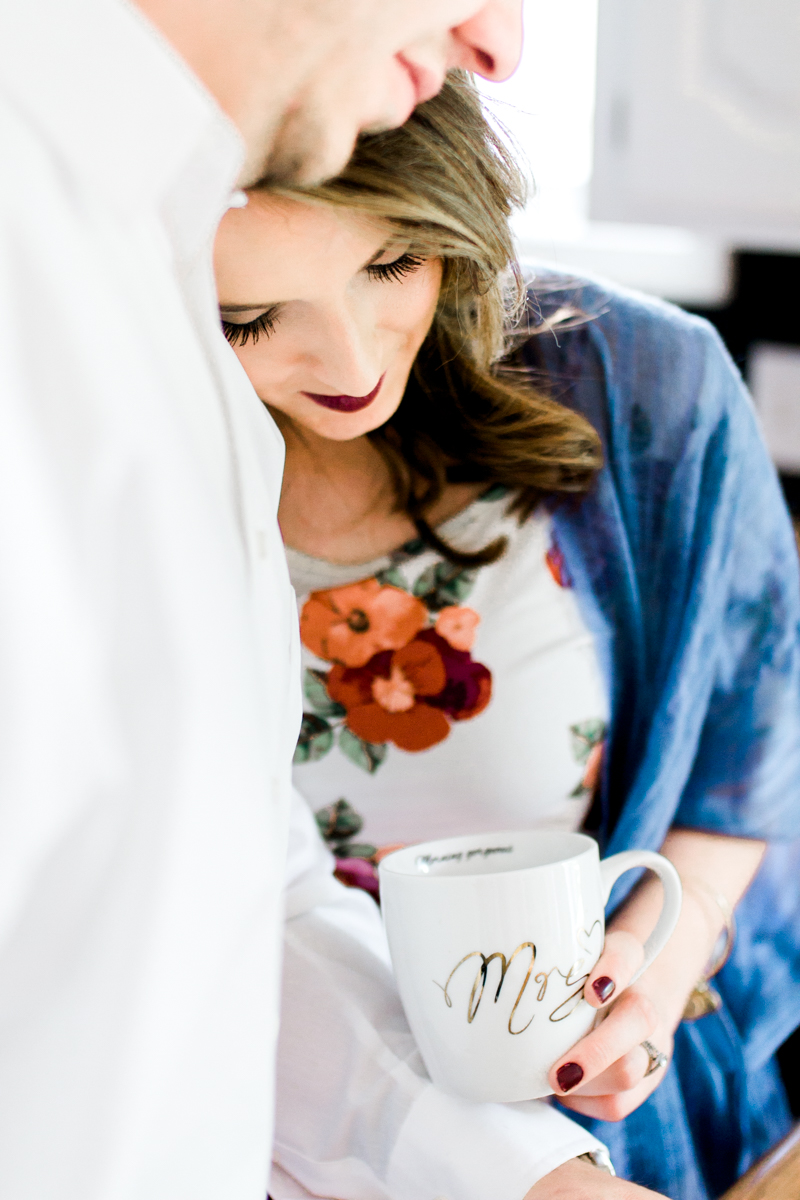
top-left (558, 1031), bottom-right (672, 1119)
top-left (556, 1077), bottom-right (655, 1123)
top-left (584, 929), bottom-right (645, 1009)
top-left (557, 1037), bottom-right (673, 1120)
top-left (548, 987), bottom-right (658, 1096)
top-left (559, 1042), bottom-right (653, 1097)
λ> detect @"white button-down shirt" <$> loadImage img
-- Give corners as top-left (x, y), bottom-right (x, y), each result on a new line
top-left (0, 1), bottom-right (298, 1196)
top-left (0, 1), bottom-right (606, 1196)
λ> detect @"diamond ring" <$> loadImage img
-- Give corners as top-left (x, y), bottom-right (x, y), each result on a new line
top-left (641, 1039), bottom-right (668, 1078)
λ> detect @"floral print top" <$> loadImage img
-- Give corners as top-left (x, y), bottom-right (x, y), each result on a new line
top-left (287, 489), bottom-right (608, 897)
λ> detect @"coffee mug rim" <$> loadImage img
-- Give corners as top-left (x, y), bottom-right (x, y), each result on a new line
top-left (378, 828), bottom-right (598, 881)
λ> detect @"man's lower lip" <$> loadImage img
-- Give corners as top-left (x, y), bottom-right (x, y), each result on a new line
top-left (302, 375), bottom-right (385, 413)
top-left (396, 55), bottom-right (443, 108)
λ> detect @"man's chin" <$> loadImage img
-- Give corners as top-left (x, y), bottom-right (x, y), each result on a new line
top-left (245, 100), bottom-right (409, 189)
top-left (248, 109), bottom-right (358, 188)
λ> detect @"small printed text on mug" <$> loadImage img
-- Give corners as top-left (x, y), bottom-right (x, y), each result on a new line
top-left (415, 845), bottom-right (513, 871)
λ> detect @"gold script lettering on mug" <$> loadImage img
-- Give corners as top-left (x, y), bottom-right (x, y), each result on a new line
top-left (435, 919), bottom-right (602, 1034)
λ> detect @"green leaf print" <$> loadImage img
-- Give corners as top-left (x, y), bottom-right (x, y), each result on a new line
top-left (413, 561), bottom-right (477, 611)
top-left (395, 536), bottom-right (426, 559)
top-left (479, 483), bottom-right (510, 503)
top-left (315, 797), bottom-right (363, 843)
top-left (374, 565), bottom-right (408, 590)
top-left (303, 668), bottom-right (346, 719)
top-left (339, 726), bottom-right (388, 774)
top-left (570, 719), bottom-right (606, 764)
top-left (569, 719), bottom-right (607, 798)
top-left (294, 713), bottom-right (334, 764)
top-left (335, 842), bottom-right (378, 860)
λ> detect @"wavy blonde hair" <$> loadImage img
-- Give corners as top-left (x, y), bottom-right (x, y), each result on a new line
top-left (266, 72), bottom-right (602, 567)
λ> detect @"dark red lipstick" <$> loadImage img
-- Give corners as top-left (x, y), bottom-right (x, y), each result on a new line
top-left (302, 374), bottom-right (385, 414)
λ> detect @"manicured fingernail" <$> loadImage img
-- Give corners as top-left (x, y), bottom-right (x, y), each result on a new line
top-left (592, 976), bottom-right (615, 1003)
top-left (556, 1062), bottom-right (584, 1092)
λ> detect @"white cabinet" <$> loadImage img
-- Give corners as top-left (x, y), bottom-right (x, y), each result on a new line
top-left (591, 0), bottom-right (800, 248)
top-left (750, 344), bottom-right (800, 473)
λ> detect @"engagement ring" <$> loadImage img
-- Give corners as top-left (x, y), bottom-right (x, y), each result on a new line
top-left (641, 1039), bottom-right (668, 1078)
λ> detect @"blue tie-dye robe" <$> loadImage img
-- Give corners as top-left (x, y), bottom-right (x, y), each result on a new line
top-left (524, 272), bottom-right (800, 1200)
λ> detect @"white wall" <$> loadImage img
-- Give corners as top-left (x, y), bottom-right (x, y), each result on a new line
top-left (478, 0), bottom-right (600, 231)
top-left (479, 0), bottom-right (732, 305)
top-left (591, 0), bottom-right (800, 249)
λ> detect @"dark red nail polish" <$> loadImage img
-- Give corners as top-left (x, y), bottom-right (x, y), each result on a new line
top-left (592, 975), bottom-right (615, 1003)
top-left (556, 1062), bottom-right (584, 1092)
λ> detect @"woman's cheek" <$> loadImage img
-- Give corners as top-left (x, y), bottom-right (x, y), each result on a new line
top-left (381, 267), bottom-right (441, 343)
top-left (410, 261), bottom-right (443, 339)
top-left (233, 343), bottom-right (280, 402)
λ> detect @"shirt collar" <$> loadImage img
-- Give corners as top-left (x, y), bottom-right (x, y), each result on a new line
top-left (0, 0), bottom-right (245, 261)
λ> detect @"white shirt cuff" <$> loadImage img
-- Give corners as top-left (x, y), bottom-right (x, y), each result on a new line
top-left (386, 1086), bottom-right (608, 1200)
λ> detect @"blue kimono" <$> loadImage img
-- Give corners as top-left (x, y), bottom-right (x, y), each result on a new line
top-left (524, 272), bottom-right (800, 1200)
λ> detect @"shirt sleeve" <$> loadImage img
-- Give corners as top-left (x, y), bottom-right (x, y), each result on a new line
top-left (274, 791), bottom-right (607, 1200)
top-left (0, 89), bottom-right (294, 1200)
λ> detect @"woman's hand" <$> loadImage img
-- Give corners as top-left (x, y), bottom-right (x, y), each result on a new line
top-left (547, 830), bottom-right (766, 1122)
top-left (547, 930), bottom-right (672, 1121)
top-left (525, 1155), bottom-right (668, 1198)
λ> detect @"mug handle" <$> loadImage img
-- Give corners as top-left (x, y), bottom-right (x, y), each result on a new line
top-left (599, 850), bottom-right (683, 985)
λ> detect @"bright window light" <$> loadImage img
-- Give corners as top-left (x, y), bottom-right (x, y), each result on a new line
top-left (477, 0), bottom-right (599, 232)
top-left (476, 0), bottom-right (732, 306)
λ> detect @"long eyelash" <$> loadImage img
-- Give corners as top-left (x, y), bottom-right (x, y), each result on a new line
top-left (221, 307), bottom-right (281, 347)
top-left (366, 252), bottom-right (426, 284)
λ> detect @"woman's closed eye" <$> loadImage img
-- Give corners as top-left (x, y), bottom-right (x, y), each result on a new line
top-left (221, 305), bottom-right (282, 347)
top-left (365, 251), bottom-right (426, 284)
top-left (220, 251), bottom-right (426, 347)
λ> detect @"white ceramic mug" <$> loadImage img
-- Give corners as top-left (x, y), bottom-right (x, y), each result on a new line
top-left (379, 829), bottom-right (682, 1103)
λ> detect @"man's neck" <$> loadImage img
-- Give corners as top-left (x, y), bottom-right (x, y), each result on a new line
top-left (131, 0), bottom-right (318, 182)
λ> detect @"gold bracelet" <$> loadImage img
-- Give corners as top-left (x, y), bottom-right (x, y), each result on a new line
top-left (681, 877), bottom-right (736, 1022)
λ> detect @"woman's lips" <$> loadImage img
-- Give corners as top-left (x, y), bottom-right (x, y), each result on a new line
top-left (302, 374), bottom-right (385, 414)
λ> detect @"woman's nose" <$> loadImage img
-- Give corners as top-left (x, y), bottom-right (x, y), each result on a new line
top-left (303, 307), bottom-right (382, 398)
top-left (451, 0), bottom-right (524, 82)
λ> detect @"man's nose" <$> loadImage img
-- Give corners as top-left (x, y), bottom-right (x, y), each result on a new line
top-left (451, 0), bottom-right (524, 82)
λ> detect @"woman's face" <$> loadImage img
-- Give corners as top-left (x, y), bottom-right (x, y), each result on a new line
top-left (214, 193), bottom-right (442, 441)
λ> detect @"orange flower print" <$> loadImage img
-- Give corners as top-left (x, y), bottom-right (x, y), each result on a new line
top-left (296, 560), bottom-right (493, 773)
top-left (328, 637), bottom-right (451, 751)
top-left (581, 741), bottom-right (604, 794)
top-left (546, 540), bottom-right (571, 589)
top-left (435, 605), bottom-right (480, 651)
top-left (301, 579), bottom-right (428, 668)
top-left (419, 629), bottom-right (491, 722)
top-left (324, 628), bottom-right (492, 755)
